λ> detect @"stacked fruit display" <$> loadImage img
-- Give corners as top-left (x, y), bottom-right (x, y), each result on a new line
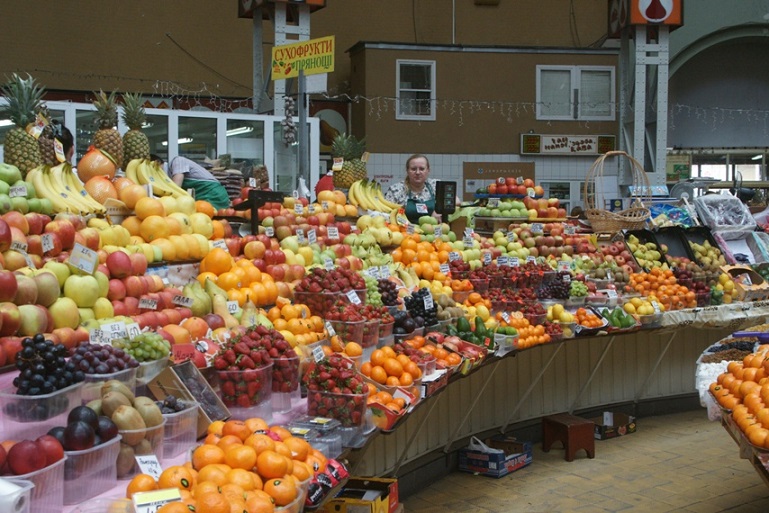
top-left (47, 405), bottom-right (119, 451)
top-left (11, 334), bottom-right (83, 397)
top-left (626, 234), bottom-right (670, 270)
top-left (360, 345), bottom-right (422, 388)
top-left (0, 433), bottom-right (64, 476)
top-left (304, 353), bottom-right (369, 426)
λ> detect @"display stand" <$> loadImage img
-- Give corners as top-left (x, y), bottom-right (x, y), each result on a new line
top-left (230, 189), bottom-right (287, 234)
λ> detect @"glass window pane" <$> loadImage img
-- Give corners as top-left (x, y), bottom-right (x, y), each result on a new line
top-left (273, 122), bottom-right (298, 193)
top-left (178, 117), bottom-right (216, 160)
top-left (75, 109), bottom-right (99, 163)
top-left (226, 120), bottom-right (265, 167)
top-left (398, 91), bottom-right (432, 116)
top-left (145, 114), bottom-right (168, 162)
top-left (540, 70), bottom-right (571, 117)
top-left (580, 70), bottom-right (612, 117)
top-left (400, 64), bottom-right (431, 90)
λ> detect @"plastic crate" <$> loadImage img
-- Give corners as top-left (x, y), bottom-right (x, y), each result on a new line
top-left (0, 382), bottom-right (83, 440)
top-left (82, 366), bottom-right (137, 404)
top-left (217, 365), bottom-right (273, 421)
top-left (329, 319), bottom-right (365, 344)
top-left (13, 457), bottom-right (66, 513)
top-left (0, 478), bottom-right (33, 513)
top-left (378, 321), bottom-right (394, 339)
top-left (117, 420), bottom-right (166, 480)
top-left (163, 403), bottom-right (199, 459)
top-left (136, 357), bottom-right (169, 386)
top-left (64, 435), bottom-right (122, 505)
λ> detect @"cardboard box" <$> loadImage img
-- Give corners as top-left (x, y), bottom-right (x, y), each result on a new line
top-left (321, 477), bottom-right (399, 513)
top-left (148, 360), bottom-right (230, 437)
top-left (458, 436), bottom-right (533, 478)
top-left (720, 265), bottom-right (769, 301)
top-left (420, 368), bottom-right (449, 398)
top-left (590, 412), bottom-right (637, 440)
top-left (368, 388), bottom-right (417, 431)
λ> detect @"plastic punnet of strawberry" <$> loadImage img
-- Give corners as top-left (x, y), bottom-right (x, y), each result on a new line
top-left (324, 300), bottom-right (365, 322)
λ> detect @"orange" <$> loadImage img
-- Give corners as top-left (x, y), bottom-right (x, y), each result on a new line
top-left (135, 197), bottom-right (166, 220)
top-left (225, 468), bottom-right (262, 491)
top-left (195, 481), bottom-right (223, 497)
top-left (245, 495), bottom-right (275, 513)
top-left (197, 464), bottom-right (231, 486)
top-left (360, 362), bottom-right (372, 377)
top-left (212, 220), bottom-right (226, 239)
top-left (217, 435), bottom-right (244, 450)
top-left (269, 426), bottom-right (292, 441)
top-left (256, 450), bottom-right (288, 479)
top-left (196, 491), bottom-right (230, 513)
top-left (383, 358), bottom-right (403, 378)
top-left (370, 366), bottom-right (388, 384)
top-left (193, 445), bottom-right (226, 470)
top-left (198, 271), bottom-right (219, 287)
top-left (121, 215), bottom-right (142, 237)
top-left (208, 420), bottom-right (226, 436)
top-left (386, 376), bottom-right (400, 387)
top-left (263, 477), bottom-right (298, 507)
top-left (203, 248), bottom-right (233, 275)
top-left (291, 460), bottom-right (312, 482)
top-left (245, 418), bottom-right (269, 433)
top-left (399, 372), bottom-right (414, 386)
top-left (222, 420), bottom-right (253, 442)
top-left (158, 465), bottom-right (195, 491)
top-left (196, 200), bottom-right (216, 217)
top-left (305, 452), bottom-right (327, 474)
top-left (126, 473), bottom-right (158, 498)
top-left (120, 184), bottom-right (148, 209)
top-left (370, 349), bottom-right (386, 367)
top-left (140, 215), bottom-right (171, 241)
top-left (283, 436), bottom-right (310, 461)
top-left (225, 444), bottom-right (258, 471)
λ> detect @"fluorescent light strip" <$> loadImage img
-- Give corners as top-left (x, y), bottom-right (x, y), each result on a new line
top-left (226, 126), bottom-right (253, 136)
top-left (0, 119), bottom-right (13, 127)
top-left (161, 137), bottom-right (194, 146)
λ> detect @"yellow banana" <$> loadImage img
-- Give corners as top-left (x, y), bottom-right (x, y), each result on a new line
top-left (136, 160), bottom-right (171, 197)
top-left (148, 161), bottom-right (189, 197)
top-left (124, 159), bottom-right (142, 184)
top-left (60, 165), bottom-right (105, 213)
top-left (347, 181), bottom-right (361, 207)
top-left (49, 165), bottom-right (88, 213)
top-left (373, 182), bottom-right (401, 210)
top-left (33, 167), bottom-right (71, 213)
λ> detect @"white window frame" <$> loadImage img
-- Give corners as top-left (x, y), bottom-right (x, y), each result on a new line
top-left (396, 59), bottom-right (436, 121)
top-left (536, 65), bottom-right (616, 122)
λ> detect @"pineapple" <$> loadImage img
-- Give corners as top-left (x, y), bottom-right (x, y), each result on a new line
top-left (92, 90), bottom-right (123, 169)
top-left (121, 92), bottom-right (150, 162)
top-left (331, 133), bottom-right (367, 189)
top-left (37, 105), bottom-right (57, 166)
top-left (0, 74), bottom-right (44, 175)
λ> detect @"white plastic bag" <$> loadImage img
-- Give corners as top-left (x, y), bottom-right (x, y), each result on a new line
top-left (467, 436), bottom-right (504, 455)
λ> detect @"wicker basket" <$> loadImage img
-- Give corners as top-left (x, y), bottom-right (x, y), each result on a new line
top-left (583, 151), bottom-right (651, 233)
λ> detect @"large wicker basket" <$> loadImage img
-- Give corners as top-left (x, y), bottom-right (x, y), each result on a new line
top-left (583, 151), bottom-right (651, 233)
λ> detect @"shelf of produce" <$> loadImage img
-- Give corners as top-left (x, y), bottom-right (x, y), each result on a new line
top-left (720, 414), bottom-right (769, 488)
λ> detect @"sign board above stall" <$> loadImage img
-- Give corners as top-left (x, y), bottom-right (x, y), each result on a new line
top-left (520, 134), bottom-right (615, 156)
top-left (271, 35), bottom-right (335, 80)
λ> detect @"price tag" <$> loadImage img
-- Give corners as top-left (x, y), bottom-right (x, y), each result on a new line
top-left (516, 176), bottom-right (524, 185)
top-left (606, 271), bottom-right (613, 281)
top-left (126, 323), bottom-right (141, 339)
top-left (11, 241), bottom-right (27, 253)
top-left (483, 252), bottom-right (492, 265)
top-left (497, 177), bottom-right (506, 185)
top-left (364, 267), bottom-right (379, 279)
top-left (321, 200), bottom-right (329, 210)
top-left (487, 197), bottom-right (500, 207)
top-left (324, 320), bottom-right (336, 337)
top-left (265, 226), bottom-right (274, 237)
top-left (527, 188), bottom-right (536, 198)
top-left (132, 488), bottom-right (182, 513)
top-left (406, 223), bottom-right (415, 234)
top-left (227, 301), bottom-right (239, 314)
top-left (501, 312), bottom-right (511, 323)
top-left (463, 236), bottom-right (473, 248)
top-left (212, 239), bottom-right (228, 252)
top-left (102, 321), bottom-right (127, 340)
top-left (651, 301), bottom-right (661, 314)
top-left (308, 204), bottom-right (316, 214)
top-left (526, 256), bottom-right (536, 263)
top-left (557, 261), bottom-right (571, 272)
top-left (510, 257), bottom-right (520, 267)
top-left (313, 344), bottom-right (326, 362)
top-left (396, 214), bottom-right (409, 227)
top-left (294, 203), bottom-right (303, 214)
top-left (448, 251), bottom-right (461, 262)
top-left (415, 203), bottom-right (428, 214)
top-left (434, 226), bottom-right (442, 238)
top-left (506, 231), bottom-right (516, 242)
top-left (14, 246), bottom-right (35, 269)
top-left (89, 328), bottom-right (106, 344)
top-left (464, 228), bottom-right (475, 237)
top-left (332, 157), bottom-right (344, 171)
top-left (307, 229), bottom-right (317, 244)
top-left (67, 243), bottom-right (98, 274)
top-left (249, 177), bottom-right (257, 187)
top-left (323, 257), bottom-right (334, 270)
top-left (172, 295), bottom-right (194, 307)
top-left (345, 289), bottom-right (362, 305)
top-left (292, 191), bottom-right (299, 199)
top-left (41, 233), bottom-right (54, 253)
top-left (327, 226), bottom-right (339, 239)
top-left (564, 225), bottom-right (576, 235)
top-left (296, 230), bottom-right (305, 245)
top-left (134, 455), bottom-right (163, 480)
top-left (423, 295), bottom-right (434, 311)
top-left (440, 263), bottom-right (450, 275)
top-left (172, 343), bottom-right (196, 363)
top-left (379, 265), bottom-right (390, 278)
top-left (563, 274), bottom-right (571, 283)
top-left (531, 223), bottom-right (543, 233)
top-left (139, 298), bottom-right (158, 310)
top-left (9, 185), bottom-right (26, 198)
top-left (606, 289), bottom-right (618, 299)
top-left (497, 256), bottom-right (509, 266)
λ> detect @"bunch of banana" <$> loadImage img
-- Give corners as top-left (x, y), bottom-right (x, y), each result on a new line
top-left (27, 164), bottom-right (106, 215)
top-left (348, 179), bottom-right (401, 212)
top-left (393, 263), bottom-right (419, 289)
top-left (125, 159), bottom-right (191, 198)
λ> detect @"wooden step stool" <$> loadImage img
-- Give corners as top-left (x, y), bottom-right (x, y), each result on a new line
top-left (542, 413), bottom-right (596, 462)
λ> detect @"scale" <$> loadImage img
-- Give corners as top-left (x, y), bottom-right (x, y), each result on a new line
top-left (434, 181), bottom-right (457, 216)
top-left (232, 189), bottom-right (287, 235)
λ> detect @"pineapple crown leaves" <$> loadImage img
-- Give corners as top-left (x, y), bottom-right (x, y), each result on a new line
top-left (92, 90), bottom-right (119, 129)
top-left (0, 73), bottom-right (46, 128)
top-left (120, 92), bottom-right (147, 130)
top-left (331, 133), bottom-right (366, 160)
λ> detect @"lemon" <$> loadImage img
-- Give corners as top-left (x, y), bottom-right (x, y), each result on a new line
top-left (630, 297), bottom-right (643, 308)
top-left (623, 302), bottom-right (636, 314)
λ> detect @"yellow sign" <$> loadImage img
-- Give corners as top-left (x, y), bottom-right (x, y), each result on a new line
top-left (272, 35), bottom-right (334, 80)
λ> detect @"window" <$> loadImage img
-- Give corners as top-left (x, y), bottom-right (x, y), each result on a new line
top-left (396, 60), bottom-right (436, 121)
top-left (536, 65), bottom-right (615, 121)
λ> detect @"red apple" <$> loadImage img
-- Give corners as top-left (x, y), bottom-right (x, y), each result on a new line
top-left (76, 227), bottom-right (100, 251)
top-left (35, 435), bottom-right (64, 466)
top-left (106, 251), bottom-right (132, 279)
top-left (0, 336), bottom-right (21, 363)
top-left (8, 440), bottom-right (47, 475)
top-left (45, 220), bottom-right (76, 250)
top-left (111, 300), bottom-right (127, 317)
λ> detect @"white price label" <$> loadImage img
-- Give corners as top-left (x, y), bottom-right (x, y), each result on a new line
top-left (423, 295), bottom-right (434, 311)
top-left (606, 289), bottom-right (618, 299)
top-left (323, 257), bottom-right (334, 270)
top-left (126, 323), bottom-right (142, 339)
top-left (440, 263), bottom-right (450, 275)
top-left (212, 239), bottom-right (228, 252)
top-left (132, 489), bottom-right (182, 513)
top-left (324, 320), bottom-right (336, 337)
top-left (501, 312), bottom-right (511, 323)
top-left (606, 271), bottom-right (613, 281)
top-left (345, 289), bottom-right (362, 305)
top-left (510, 257), bottom-right (520, 267)
top-left (563, 274), bottom-right (571, 283)
top-left (89, 328), bottom-right (106, 344)
top-left (134, 455), bottom-right (163, 480)
top-left (249, 177), bottom-right (257, 187)
top-left (463, 237), bottom-right (473, 248)
top-left (365, 267), bottom-right (379, 279)
top-left (464, 228), bottom-right (474, 237)
top-left (41, 233), bottom-right (54, 253)
top-left (406, 223), bottom-right (415, 234)
top-left (449, 251), bottom-right (461, 262)
top-left (564, 225), bottom-right (576, 235)
top-left (531, 223), bottom-right (543, 233)
top-left (332, 157), bottom-right (344, 171)
top-left (139, 298), bottom-right (158, 310)
top-left (527, 188), bottom-right (536, 198)
top-left (102, 321), bottom-right (127, 339)
top-left (434, 226), bottom-right (442, 238)
top-left (379, 265), bottom-right (390, 278)
top-left (227, 301), bottom-right (239, 313)
top-left (415, 203), bottom-right (428, 214)
top-left (307, 229), bottom-right (317, 244)
top-left (558, 261), bottom-right (570, 272)
top-left (652, 301), bottom-right (661, 314)
top-left (313, 345), bottom-right (326, 362)
top-left (483, 252), bottom-right (492, 265)
top-left (516, 176), bottom-right (524, 185)
top-left (294, 203), bottom-right (304, 214)
top-left (308, 204), bottom-right (316, 214)
top-left (526, 256), bottom-right (536, 263)
top-left (67, 243), bottom-right (98, 274)
top-left (327, 226), bottom-right (339, 239)
top-left (265, 226), bottom-right (274, 237)
top-left (172, 295), bottom-right (194, 307)
top-left (296, 231), bottom-right (305, 245)
top-left (487, 197), bottom-right (500, 207)
top-left (506, 231), bottom-right (516, 242)
top-left (497, 256), bottom-right (508, 266)
top-left (11, 241), bottom-right (27, 253)
top-left (9, 185), bottom-right (26, 198)
top-left (322, 200), bottom-right (329, 210)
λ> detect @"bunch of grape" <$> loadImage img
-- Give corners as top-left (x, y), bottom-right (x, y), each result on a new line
top-left (377, 279), bottom-right (399, 306)
top-left (536, 279), bottom-right (569, 300)
top-left (569, 280), bottom-right (588, 297)
top-left (364, 275), bottom-right (383, 307)
top-left (404, 288), bottom-right (438, 326)
top-left (155, 394), bottom-right (195, 414)
top-left (13, 334), bottom-right (83, 396)
top-left (112, 332), bottom-right (171, 362)
top-left (70, 343), bottom-right (140, 375)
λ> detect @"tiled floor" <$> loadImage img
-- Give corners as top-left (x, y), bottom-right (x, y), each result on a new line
top-left (403, 410), bottom-right (769, 512)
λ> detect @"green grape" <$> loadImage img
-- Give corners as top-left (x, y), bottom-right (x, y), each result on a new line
top-left (364, 275), bottom-right (383, 307)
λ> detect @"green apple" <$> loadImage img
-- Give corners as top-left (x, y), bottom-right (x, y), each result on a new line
top-left (64, 275), bottom-right (100, 307)
top-left (93, 297), bottom-right (114, 319)
top-left (44, 261), bottom-right (71, 288)
top-left (49, 297), bottom-right (80, 329)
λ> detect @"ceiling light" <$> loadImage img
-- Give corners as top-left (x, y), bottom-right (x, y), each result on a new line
top-left (141, 122), bottom-right (153, 128)
top-left (161, 137), bottom-right (194, 146)
top-left (226, 126), bottom-right (253, 136)
top-left (0, 119), bottom-right (13, 127)
top-left (752, 154), bottom-right (763, 160)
